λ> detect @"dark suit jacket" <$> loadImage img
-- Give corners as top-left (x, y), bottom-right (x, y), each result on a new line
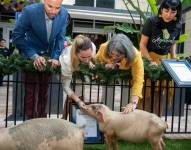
top-left (12, 3), bottom-right (68, 60)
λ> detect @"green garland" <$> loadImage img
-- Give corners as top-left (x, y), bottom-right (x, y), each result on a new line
top-left (2, 54), bottom-right (190, 82)
top-left (78, 63), bottom-right (131, 83)
top-left (0, 54), bottom-right (61, 75)
top-left (143, 58), bottom-right (171, 81)
top-left (77, 58), bottom-right (171, 83)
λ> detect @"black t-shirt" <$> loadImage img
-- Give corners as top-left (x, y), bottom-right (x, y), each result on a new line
top-left (142, 16), bottom-right (181, 55)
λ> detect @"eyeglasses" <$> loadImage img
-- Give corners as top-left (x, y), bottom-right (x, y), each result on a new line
top-left (110, 50), bottom-right (125, 58)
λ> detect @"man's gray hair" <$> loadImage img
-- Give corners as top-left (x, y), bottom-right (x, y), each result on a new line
top-left (105, 33), bottom-right (136, 64)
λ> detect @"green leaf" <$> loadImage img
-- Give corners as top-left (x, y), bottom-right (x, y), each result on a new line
top-left (1, 0), bottom-right (11, 4)
top-left (182, 0), bottom-right (191, 10)
top-left (147, 0), bottom-right (158, 15)
top-left (115, 23), bottom-right (140, 34)
top-left (176, 33), bottom-right (189, 44)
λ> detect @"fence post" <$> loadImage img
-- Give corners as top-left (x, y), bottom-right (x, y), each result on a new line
top-left (150, 81), bottom-right (155, 113)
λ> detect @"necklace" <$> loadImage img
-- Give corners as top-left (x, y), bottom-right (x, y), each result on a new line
top-left (162, 29), bottom-right (170, 40)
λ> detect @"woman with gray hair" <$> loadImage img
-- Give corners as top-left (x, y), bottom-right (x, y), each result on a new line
top-left (96, 33), bottom-right (144, 114)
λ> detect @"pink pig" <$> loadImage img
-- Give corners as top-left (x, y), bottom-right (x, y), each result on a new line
top-left (0, 118), bottom-right (84, 150)
top-left (85, 103), bottom-right (167, 150)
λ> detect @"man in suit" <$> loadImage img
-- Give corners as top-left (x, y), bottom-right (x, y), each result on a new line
top-left (12, 0), bottom-right (68, 119)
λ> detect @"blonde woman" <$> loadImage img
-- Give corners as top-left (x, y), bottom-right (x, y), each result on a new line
top-left (59, 35), bottom-right (96, 112)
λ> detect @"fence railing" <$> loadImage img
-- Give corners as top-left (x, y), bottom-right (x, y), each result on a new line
top-left (0, 72), bottom-right (191, 134)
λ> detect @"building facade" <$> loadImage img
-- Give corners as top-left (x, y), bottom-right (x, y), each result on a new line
top-left (0, 0), bottom-right (189, 54)
top-left (0, 0), bottom-right (148, 49)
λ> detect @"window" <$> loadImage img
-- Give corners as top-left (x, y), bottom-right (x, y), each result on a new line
top-left (75, 0), bottom-right (115, 8)
top-left (95, 21), bottom-right (114, 29)
top-left (96, 0), bottom-right (114, 9)
top-left (73, 19), bottom-right (93, 28)
top-left (75, 0), bottom-right (94, 7)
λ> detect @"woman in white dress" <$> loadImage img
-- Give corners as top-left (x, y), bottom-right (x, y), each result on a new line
top-left (59, 35), bottom-right (96, 115)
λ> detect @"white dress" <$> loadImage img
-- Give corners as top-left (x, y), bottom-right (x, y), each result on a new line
top-left (59, 43), bottom-right (96, 97)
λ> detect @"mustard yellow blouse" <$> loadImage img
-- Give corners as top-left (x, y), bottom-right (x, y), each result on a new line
top-left (96, 42), bottom-right (144, 98)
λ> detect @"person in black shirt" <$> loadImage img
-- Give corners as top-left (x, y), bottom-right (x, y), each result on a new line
top-left (140, 0), bottom-right (182, 63)
top-left (0, 38), bottom-right (12, 86)
top-left (139, 0), bottom-right (182, 115)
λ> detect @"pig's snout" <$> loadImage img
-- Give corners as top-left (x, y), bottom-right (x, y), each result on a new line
top-left (84, 106), bottom-right (93, 114)
top-left (83, 105), bottom-right (98, 118)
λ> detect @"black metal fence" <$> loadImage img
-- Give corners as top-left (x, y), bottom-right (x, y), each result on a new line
top-left (0, 72), bottom-right (191, 134)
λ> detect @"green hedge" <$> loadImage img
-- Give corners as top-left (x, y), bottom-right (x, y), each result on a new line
top-left (1, 54), bottom-right (191, 82)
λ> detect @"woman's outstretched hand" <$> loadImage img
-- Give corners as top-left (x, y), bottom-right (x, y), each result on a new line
top-left (122, 96), bottom-right (139, 114)
top-left (77, 100), bottom-right (87, 111)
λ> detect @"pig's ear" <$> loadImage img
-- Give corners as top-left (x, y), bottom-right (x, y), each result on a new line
top-left (96, 111), bottom-right (105, 123)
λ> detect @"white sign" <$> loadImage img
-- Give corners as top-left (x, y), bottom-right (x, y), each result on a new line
top-left (169, 63), bottom-right (191, 82)
top-left (76, 109), bottom-right (98, 138)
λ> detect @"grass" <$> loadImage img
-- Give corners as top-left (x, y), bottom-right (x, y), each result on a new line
top-left (84, 139), bottom-right (191, 150)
